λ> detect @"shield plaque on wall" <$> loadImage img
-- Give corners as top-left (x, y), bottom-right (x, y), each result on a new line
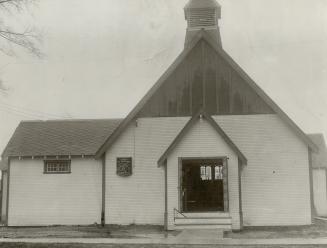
top-left (116, 157), bottom-right (133, 177)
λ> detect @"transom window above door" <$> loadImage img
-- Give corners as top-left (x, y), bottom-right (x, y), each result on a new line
top-left (200, 160), bottom-right (224, 181)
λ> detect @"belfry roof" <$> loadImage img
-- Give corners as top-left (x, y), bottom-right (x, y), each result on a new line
top-left (184, 0), bottom-right (220, 9)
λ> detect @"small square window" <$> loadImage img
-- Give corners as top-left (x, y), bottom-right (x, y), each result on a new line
top-left (44, 160), bottom-right (71, 174)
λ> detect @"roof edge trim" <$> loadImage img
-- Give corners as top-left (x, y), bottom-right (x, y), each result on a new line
top-left (157, 108), bottom-right (247, 167)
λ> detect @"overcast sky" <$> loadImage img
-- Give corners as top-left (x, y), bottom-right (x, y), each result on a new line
top-left (0, 0), bottom-right (327, 155)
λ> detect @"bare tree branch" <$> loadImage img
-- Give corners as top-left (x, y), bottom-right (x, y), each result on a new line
top-left (0, 78), bottom-right (9, 96)
top-left (0, 0), bottom-right (42, 57)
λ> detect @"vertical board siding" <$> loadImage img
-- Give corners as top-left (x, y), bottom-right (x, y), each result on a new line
top-left (213, 114), bottom-right (311, 226)
top-left (105, 118), bottom-right (189, 225)
top-left (166, 118), bottom-right (241, 230)
top-left (313, 169), bottom-right (327, 216)
top-left (8, 158), bottom-right (101, 226)
top-left (137, 40), bottom-right (274, 118)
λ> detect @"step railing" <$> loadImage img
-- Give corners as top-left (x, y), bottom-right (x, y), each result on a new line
top-left (174, 208), bottom-right (188, 221)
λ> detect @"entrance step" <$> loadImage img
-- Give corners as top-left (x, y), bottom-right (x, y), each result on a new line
top-left (175, 217), bottom-right (232, 225)
top-left (175, 224), bottom-right (230, 230)
top-left (174, 212), bottom-right (232, 230)
top-left (180, 212), bottom-right (230, 218)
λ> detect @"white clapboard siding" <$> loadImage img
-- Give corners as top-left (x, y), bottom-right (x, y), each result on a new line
top-left (166, 118), bottom-right (241, 230)
top-left (214, 114), bottom-right (311, 226)
top-left (313, 168), bottom-right (327, 217)
top-left (105, 114), bottom-right (311, 227)
top-left (105, 117), bottom-right (189, 225)
top-left (8, 158), bottom-right (102, 226)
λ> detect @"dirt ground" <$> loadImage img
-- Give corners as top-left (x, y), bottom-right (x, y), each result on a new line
top-left (1, 219), bottom-right (327, 240)
top-left (225, 219), bottom-right (327, 239)
top-left (0, 244), bottom-right (327, 248)
top-left (0, 225), bottom-right (171, 239)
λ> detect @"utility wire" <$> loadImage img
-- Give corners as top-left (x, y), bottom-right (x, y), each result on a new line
top-left (0, 100), bottom-right (68, 119)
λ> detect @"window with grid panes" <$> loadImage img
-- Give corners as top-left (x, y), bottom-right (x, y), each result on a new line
top-left (44, 160), bottom-right (71, 174)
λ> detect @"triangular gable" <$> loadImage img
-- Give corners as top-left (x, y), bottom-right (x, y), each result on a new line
top-left (96, 33), bottom-right (207, 158)
top-left (157, 109), bottom-right (247, 166)
top-left (201, 32), bottom-right (318, 152)
top-left (96, 31), bottom-right (318, 158)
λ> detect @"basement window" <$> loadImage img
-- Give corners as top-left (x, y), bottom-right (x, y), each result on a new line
top-left (44, 160), bottom-right (71, 174)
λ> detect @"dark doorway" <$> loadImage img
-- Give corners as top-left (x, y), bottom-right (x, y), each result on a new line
top-left (181, 158), bottom-right (225, 212)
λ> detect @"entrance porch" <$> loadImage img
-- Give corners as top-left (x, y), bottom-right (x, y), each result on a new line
top-left (171, 158), bottom-right (232, 230)
top-left (158, 112), bottom-right (246, 231)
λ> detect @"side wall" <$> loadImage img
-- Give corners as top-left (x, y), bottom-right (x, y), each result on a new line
top-left (313, 168), bottom-right (327, 217)
top-left (214, 114), bottom-right (311, 226)
top-left (8, 158), bottom-right (102, 226)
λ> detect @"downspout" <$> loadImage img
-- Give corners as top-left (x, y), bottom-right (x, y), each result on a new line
top-left (0, 168), bottom-right (3, 223)
top-left (308, 148), bottom-right (316, 222)
top-left (6, 158), bottom-right (10, 226)
top-left (164, 159), bottom-right (168, 230)
top-left (101, 154), bottom-right (106, 227)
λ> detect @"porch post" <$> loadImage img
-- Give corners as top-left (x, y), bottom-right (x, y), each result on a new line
top-left (101, 154), bottom-right (106, 226)
top-left (238, 158), bottom-right (244, 230)
top-left (223, 157), bottom-right (229, 212)
top-left (164, 160), bottom-right (168, 230)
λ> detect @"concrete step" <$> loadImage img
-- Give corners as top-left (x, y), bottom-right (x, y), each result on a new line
top-left (175, 217), bottom-right (232, 225)
top-left (177, 212), bottom-right (230, 218)
top-left (174, 223), bottom-right (231, 230)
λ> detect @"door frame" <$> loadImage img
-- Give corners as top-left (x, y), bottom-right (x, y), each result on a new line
top-left (178, 156), bottom-right (229, 213)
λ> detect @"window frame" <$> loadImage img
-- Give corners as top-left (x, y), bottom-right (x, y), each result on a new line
top-left (44, 160), bottom-right (71, 174)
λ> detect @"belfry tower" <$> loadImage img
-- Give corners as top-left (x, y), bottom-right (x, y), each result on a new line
top-left (184, 0), bottom-right (222, 48)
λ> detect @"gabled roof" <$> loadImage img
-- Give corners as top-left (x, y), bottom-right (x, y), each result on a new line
top-left (96, 30), bottom-right (318, 158)
top-left (184, 0), bottom-right (220, 9)
top-left (157, 109), bottom-right (247, 166)
top-left (2, 119), bottom-right (122, 158)
top-left (308, 133), bottom-right (327, 168)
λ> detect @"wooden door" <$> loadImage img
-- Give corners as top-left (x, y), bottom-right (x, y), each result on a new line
top-left (181, 159), bottom-right (225, 212)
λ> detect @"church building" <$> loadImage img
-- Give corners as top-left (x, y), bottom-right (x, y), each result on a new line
top-left (0, 0), bottom-right (318, 231)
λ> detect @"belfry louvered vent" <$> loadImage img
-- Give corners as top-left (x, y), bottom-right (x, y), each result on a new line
top-left (187, 8), bottom-right (217, 28)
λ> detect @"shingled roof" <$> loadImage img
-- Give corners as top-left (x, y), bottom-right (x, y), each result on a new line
top-left (2, 119), bottom-right (122, 158)
top-left (308, 133), bottom-right (327, 168)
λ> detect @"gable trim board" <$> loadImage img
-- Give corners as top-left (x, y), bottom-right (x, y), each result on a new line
top-left (95, 30), bottom-right (318, 158)
top-left (157, 109), bottom-right (247, 166)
